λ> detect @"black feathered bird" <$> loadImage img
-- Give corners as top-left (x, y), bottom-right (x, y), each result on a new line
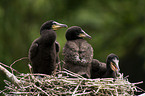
top-left (91, 54), bottom-right (120, 78)
top-left (91, 59), bottom-right (107, 79)
top-left (63, 26), bottom-right (93, 78)
top-left (102, 53), bottom-right (120, 78)
top-left (28, 20), bottom-right (67, 75)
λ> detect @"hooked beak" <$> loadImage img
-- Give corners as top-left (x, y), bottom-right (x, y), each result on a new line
top-left (110, 59), bottom-right (120, 72)
top-left (78, 29), bottom-right (92, 39)
top-left (52, 21), bottom-right (68, 30)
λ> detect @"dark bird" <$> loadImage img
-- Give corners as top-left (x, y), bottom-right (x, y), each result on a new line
top-left (91, 59), bottom-right (107, 79)
top-left (28, 20), bottom-right (67, 75)
top-left (63, 26), bottom-right (93, 78)
top-left (102, 53), bottom-right (120, 78)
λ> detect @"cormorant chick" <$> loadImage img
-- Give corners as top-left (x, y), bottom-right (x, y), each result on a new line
top-left (29, 20), bottom-right (67, 75)
top-left (63, 26), bottom-right (93, 78)
top-left (91, 59), bottom-right (107, 79)
top-left (102, 53), bottom-right (120, 78)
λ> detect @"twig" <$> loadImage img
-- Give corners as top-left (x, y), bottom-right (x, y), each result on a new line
top-left (9, 92), bottom-right (36, 95)
top-left (10, 57), bottom-right (28, 67)
top-left (95, 86), bottom-right (101, 94)
top-left (63, 68), bottom-right (86, 79)
top-left (33, 84), bottom-right (49, 96)
top-left (10, 57), bottom-right (28, 74)
top-left (57, 71), bottom-right (83, 79)
top-left (28, 64), bottom-right (32, 74)
top-left (0, 65), bottom-right (21, 87)
top-left (136, 86), bottom-right (145, 92)
top-left (0, 62), bottom-right (20, 74)
top-left (74, 92), bottom-right (91, 95)
top-left (72, 81), bottom-right (82, 95)
top-left (0, 89), bottom-right (7, 94)
top-left (58, 61), bottom-right (62, 71)
top-left (132, 81), bottom-right (143, 85)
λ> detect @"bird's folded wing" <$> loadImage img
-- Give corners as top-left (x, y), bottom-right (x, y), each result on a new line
top-left (29, 42), bottom-right (38, 60)
top-left (55, 41), bottom-right (60, 63)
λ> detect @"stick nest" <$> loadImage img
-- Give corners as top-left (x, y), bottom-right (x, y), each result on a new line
top-left (2, 70), bottom-right (142, 95)
top-left (0, 58), bottom-right (143, 96)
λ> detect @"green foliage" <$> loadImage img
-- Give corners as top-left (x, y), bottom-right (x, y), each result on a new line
top-left (0, 0), bottom-right (145, 92)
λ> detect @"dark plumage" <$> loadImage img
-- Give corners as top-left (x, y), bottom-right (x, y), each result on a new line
top-left (91, 59), bottom-right (107, 79)
top-left (55, 41), bottom-right (60, 63)
top-left (29, 20), bottom-right (67, 75)
top-left (63, 26), bottom-right (93, 78)
top-left (102, 53), bottom-right (120, 78)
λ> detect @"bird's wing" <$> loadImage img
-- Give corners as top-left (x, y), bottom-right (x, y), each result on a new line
top-left (91, 59), bottom-right (107, 78)
top-left (55, 41), bottom-right (60, 63)
top-left (55, 41), bottom-right (60, 53)
top-left (28, 40), bottom-right (39, 60)
top-left (91, 59), bottom-right (107, 72)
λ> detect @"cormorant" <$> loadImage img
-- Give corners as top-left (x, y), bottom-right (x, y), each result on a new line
top-left (28, 20), bottom-right (67, 75)
top-left (91, 59), bottom-right (107, 79)
top-left (63, 26), bottom-right (93, 78)
top-left (102, 53), bottom-right (120, 78)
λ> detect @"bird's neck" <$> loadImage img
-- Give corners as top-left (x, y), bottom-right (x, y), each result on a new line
top-left (40, 29), bottom-right (56, 45)
top-left (107, 63), bottom-right (114, 73)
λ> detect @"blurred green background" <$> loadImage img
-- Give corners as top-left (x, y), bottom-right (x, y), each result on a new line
top-left (0, 0), bottom-right (145, 94)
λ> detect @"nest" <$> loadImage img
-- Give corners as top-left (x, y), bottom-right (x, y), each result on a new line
top-left (0, 69), bottom-right (142, 96)
top-left (0, 58), bottom-right (143, 96)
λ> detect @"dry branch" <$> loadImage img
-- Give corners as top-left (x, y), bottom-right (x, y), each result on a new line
top-left (0, 60), bottom-right (144, 95)
top-left (0, 64), bottom-right (21, 87)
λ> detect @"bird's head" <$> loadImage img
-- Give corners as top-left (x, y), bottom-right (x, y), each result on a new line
top-left (107, 53), bottom-right (120, 73)
top-left (40, 20), bottom-right (68, 32)
top-left (66, 26), bottom-right (91, 40)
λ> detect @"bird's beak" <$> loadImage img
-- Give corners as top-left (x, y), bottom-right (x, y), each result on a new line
top-left (110, 59), bottom-right (120, 72)
top-left (52, 21), bottom-right (68, 30)
top-left (78, 29), bottom-right (92, 39)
